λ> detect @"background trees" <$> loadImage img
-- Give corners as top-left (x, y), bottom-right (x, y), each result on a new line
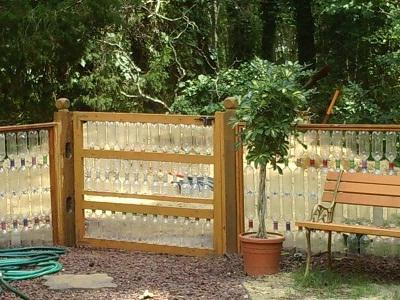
top-left (1, 0), bottom-right (399, 124)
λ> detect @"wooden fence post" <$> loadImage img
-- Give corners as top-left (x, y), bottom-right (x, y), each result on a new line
top-left (215, 97), bottom-right (238, 253)
top-left (53, 98), bottom-right (76, 246)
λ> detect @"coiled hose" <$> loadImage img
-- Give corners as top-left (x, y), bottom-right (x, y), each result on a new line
top-left (0, 247), bottom-right (65, 300)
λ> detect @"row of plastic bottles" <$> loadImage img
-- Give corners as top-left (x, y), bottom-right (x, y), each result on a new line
top-left (0, 130), bottom-right (49, 160)
top-left (243, 159), bottom-right (397, 226)
top-left (84, 210), bottom-right (213, 249)
top-left (83, 121), bottom-right (214, 155)
top-left (0, 130), bottom-right (51, 220)
top-left (84, 159), bottom-right (214, 198)
top-left (246, 220), bottom-right (400, 257)
top-left (294, 130), bottom-right (397, 175)
top-left (0, 216), bottom-right (53, 248)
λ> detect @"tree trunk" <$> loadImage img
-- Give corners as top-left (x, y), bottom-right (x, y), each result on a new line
top-left (260, 0), bottom-right (277, 61)
top-left (257, 163), bottom-right (267, 238)
top-left (293, 0), bottom-right (316, 66)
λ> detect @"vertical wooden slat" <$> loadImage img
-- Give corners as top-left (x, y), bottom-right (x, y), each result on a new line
top-left (48, 124), bottom-right (62, 245)
top-left (219, 98), bottom-right (238, 253)
top-left (53, 98), bottom-right (76, 246)
top-left (235, 124), bottom-right (244, 252)
top-left (73, 114), bottom-right (85, 244)
top-left (213, 112), bottom-right (224, 254)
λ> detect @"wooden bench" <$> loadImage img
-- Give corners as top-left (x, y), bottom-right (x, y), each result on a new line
top-left (295, 170), bottom-right (400, 276)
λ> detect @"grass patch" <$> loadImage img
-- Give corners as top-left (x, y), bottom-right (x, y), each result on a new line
top-left (292, 268), bottom-right (381, 299)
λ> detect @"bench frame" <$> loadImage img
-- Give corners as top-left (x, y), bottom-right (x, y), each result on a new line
top-left (296, 170), bottom-right (400, 276)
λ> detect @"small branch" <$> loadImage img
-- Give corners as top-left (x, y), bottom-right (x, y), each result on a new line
top-left (120, 90), bottom-right (171, 112)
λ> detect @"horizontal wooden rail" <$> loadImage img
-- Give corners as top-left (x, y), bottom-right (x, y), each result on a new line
top-left (79, 237), bottom-right (214, 256)
top-left (85, 191), bottom-right (213, 205)
top-left (74, 111), bottom-right (213, 126)
top-left (297, 124), bottom-right (400, 132)
top-left (237, 123), bottom-right (400, 132)
top-left (0, 122), bottom-right (57, 133)
top-left (82, 200), bottom-right (214, 219)
top-left (82, 149), bottom-right (214, 164)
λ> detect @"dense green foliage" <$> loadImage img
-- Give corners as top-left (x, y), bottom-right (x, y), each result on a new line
top-left (1, 1), bottom-right (399, 124)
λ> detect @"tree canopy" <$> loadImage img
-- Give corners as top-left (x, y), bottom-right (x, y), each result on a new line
top-left (1, 0), bottom-right (399, 124)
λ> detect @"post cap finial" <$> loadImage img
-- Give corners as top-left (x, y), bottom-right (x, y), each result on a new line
top-left (223, 97), bottom-right (238, 109)
top-left (55, 98), bottom-right (70, 111)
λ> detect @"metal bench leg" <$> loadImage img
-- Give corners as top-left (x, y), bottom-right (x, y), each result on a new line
top-left (305, 228), bottom-right (312, 277)
top-left (327, 231), bottom-right (332, 270)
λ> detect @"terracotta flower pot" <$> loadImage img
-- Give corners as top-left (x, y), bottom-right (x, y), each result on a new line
top-left (239, 232), bottom-right (284, 276)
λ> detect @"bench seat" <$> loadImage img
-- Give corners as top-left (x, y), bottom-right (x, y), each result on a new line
top-left (296, 221), bottom-right (400, 238)
top-left (295, 170), bottom-right (400, 276)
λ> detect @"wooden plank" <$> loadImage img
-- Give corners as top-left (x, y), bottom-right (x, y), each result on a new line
top-left (326, 172), bottom-right (400, 186)
top-left (322, 191), bottom-right (400, 208)
top-left (54, 110), bottom-right (76, 247)
top-left (0, 122), bottom-right (57, 133)
top-left (82, 200), bottom-right (214, 219)
top-left (297, 124), bottom-right (400, 132)
top-left (73, 115), bottom-right (85, 244)
top-left (219, 106), bottom-right (238, 254)
top-left (85, 191), bottom-right (213, 205)
top-left (82, 149), bottom-right (214, 164)
top-left (73, 111), bottom-right (209, 125)
top-left (295, 221), bottom-right (400, 238)
top-left (78, 238), bottom-right (214, 256)
top-left (213, 113), bottom-right (224, 255)
top-left (324, 181), bottom-right (400, 197)
top-left (48, 125), bottom-right (62, 245)
top-left (235, 125), bottom-right (245, 252)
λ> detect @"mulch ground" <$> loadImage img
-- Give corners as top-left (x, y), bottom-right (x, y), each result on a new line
top-left (1, 247), bottom-right (400, 299)
top-left (0, 247), bottom-right (247, 300)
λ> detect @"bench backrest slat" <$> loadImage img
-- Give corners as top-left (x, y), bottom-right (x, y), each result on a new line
top-left (322, 172), bottom-right (400, 208)
top-left (326, 172), bottom-right (400, 186)
top-left (322, 192), bottom-right (400, 208)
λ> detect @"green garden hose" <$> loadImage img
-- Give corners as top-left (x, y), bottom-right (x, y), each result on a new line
top-left (0, 247), bottom-right (66, 300)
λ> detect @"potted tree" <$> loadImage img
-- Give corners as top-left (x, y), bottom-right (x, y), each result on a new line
top-left (233, 59), bottom-right (311, 276)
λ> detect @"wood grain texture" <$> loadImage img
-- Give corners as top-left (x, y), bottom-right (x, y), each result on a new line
top-left (295, 221), bottom-right (400, 238)
top-left (78, 237), bottom-right (214, 256)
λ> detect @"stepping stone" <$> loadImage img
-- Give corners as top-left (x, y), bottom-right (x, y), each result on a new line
top-left (43, 273), bottom-right (117, 290)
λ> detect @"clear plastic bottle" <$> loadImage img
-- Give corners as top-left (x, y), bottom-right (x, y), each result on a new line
top-left (319, 131), bottom-right (331, 173)
top-left (346, 234), bottom-right (358, 254)
top-left (281, 160), bottom-right (293, 222)
top-left (171, 216), bottom-right (180, 246)
top-left (0, 163), bottom-right (8, 220)
top-left (151, 174), bottom-right (160, 195)
top-left (293, 159), bottom-right (305, 221)
top-left (42, 216), bottom-right (53, 246)
top-left (170, 175), bottom-right (180, 196)
top-left (358, 131), bottom-right (370, 173)
top-left (307, 159), bottom-right (319, 213)
top-left (191, 176), bottom-right (200, 198)
top-left (0, 221), bottom-right (10, 248)
top-left (295, 226), bottom-right (306, 252)
top-left (141, 214), bottom-right (149, 243)
top-left (269, 168), bottom-right (281, 222)
top-left (21, 218), bottom-right (31, 247)
top-left (159, 215), bottom-right (169, 245)
top-left (244, 164), bottom-right (256, 231)
top-left (10, 219), bottom-right (21, 248)
top-left (160, 172), bottom-right (169, 195)
top-left (201, 218), bottom-right (213, 249)
top-left (359, 234), bottom-right (372, 255)
top-left (332, 232), bottom-right (345, 253)
top-left (193, 217), bottom-right (202, 248)
top-left (283, 222), bottom-right (294, 249)
top-left (32, 217), bottom-right (42, 246)
top-left (129, 213), bottom-right (138, 242)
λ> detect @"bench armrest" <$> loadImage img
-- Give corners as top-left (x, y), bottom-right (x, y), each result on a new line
top-left (311, 203), bottom-right (335, 223)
